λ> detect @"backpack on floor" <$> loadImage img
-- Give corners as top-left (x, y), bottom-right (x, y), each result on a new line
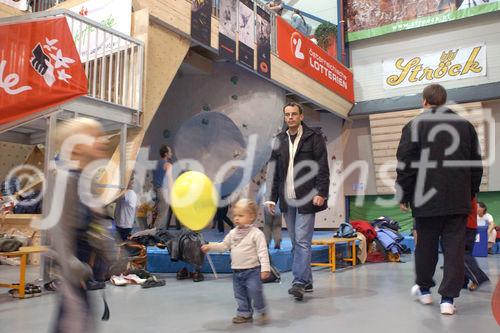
top-left (334, 223), bottom-right (357, 238)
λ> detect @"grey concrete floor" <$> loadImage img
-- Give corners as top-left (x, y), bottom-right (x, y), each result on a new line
top-left (0, 255), bottom-right (499, 333)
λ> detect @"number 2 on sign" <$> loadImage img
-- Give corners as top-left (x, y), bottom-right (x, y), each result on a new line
top-left (0, 60), bottom-right (32, 95)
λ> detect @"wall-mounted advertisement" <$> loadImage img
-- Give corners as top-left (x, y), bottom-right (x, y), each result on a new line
top-left (191, 0), bottom-right (212, 47)
top-left (256, 6), bottom-right (271, 78)
top-left (238, 0), bottom-right (255, 69)
top-left (276, 17), bottom-right (354, 103)
top-left (346, 0), bottom-right (500, 42)
top-left (219, 0), bottom-right (237, 61)
top-left (383, 44), bottom-right (486, 90)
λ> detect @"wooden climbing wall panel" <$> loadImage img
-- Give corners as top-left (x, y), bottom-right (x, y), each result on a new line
top-left (369, 102), bottom-right (489, 194)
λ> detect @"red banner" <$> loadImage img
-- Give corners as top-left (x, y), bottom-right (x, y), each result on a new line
top-left (0, 17), bottom-right (88, 125)
top-left (276, 17), bottom-right (354, 103)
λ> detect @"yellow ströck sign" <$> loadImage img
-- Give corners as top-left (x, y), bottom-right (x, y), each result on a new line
top-left (383, 44), bottom-right (486, 90)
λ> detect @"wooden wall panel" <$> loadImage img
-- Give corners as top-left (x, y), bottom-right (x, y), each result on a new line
top-left (369, 103), bottom-right (489, 194)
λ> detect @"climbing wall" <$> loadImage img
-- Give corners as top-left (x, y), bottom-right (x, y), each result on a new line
top-left (143, 60), bottom-right (345, 228)
top-left (143, 61), bottom-right (285, 197)
top-left (0, 142), bottom-right (35, 181)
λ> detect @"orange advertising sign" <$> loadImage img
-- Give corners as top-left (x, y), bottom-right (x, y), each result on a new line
top-left (276, 17), bottom-right (354, 103)
top-left (0, 17), bottom-right (88, 125)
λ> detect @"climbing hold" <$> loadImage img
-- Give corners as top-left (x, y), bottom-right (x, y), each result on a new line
top-left (202, 104), bottom-right (211, 111)
top-left (230, 76), bottom-right (239, 85)
top-left (163, 129), bottom-right (171, 139)
top-left (201, 118), bottom-right (209, 125)
top-left (231, 94), bottom-right (238, 100)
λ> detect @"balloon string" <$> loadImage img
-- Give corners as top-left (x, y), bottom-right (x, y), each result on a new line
top-left (199, 233), bottom-right (218, 279)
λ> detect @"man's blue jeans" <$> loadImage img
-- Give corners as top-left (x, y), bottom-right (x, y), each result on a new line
top-left (233, 267), bottom-right (266, 317)
top-left (284, 207), bottom-right (315, 285)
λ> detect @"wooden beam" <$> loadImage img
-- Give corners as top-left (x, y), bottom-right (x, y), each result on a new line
top-left (98, 9), bottom-right (190, 202)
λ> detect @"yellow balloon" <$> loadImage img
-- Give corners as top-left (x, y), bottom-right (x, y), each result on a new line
top-left (171, 171), bottom-right (218, 231)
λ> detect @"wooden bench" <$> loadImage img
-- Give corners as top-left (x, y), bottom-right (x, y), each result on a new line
top-left (0, 245), bottom-right (48, 298)
top-left (311, 238), bottom-right (357, 272)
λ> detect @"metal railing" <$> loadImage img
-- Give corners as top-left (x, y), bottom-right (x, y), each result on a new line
top-left (1, 9), bottom-right (144, 113)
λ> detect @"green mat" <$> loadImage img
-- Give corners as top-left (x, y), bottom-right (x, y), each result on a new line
top-left (348, 192), bottom-right (500, 233)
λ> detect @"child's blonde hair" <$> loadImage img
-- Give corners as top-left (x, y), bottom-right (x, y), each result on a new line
top-left (233, 198), bottom-right (259, 218)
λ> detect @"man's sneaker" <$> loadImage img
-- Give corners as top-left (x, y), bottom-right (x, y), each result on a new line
top-left (304, 283), bottom-right (313, 293)
top-left (411, 284), bottom-right (432, 305)
top-left (288, 284), bottom-right (305, 300)
top-left (440, 302), bottom-right (456, 315)
top-left (232, 316), bottom-right (253, 324)
top-left (256, 313), bottom-right (270, 325)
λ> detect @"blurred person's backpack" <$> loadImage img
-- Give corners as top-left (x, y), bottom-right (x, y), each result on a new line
top-left (262, 252), bottom-right (281, 283)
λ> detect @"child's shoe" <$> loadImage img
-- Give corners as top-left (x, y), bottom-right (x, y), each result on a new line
top-left (232, 316), bottom-right (253, 324)
top-left (256, 313), bottom-right (269, 325)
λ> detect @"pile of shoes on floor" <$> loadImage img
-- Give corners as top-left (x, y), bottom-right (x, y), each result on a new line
top-left (8, 283), bottom-right (42, 298)
top-left (110, 268), bottom-right (166, 288)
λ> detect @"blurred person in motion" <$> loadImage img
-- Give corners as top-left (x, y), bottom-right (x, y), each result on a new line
top-left (51, 118), bottom-right (111, 333)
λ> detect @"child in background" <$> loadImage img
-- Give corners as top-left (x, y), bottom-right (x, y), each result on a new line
top-left (201, 199), bottom-right (270, 325)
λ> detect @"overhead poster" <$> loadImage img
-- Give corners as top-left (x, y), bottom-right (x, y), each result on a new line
top-left (238, 0), bottom-right (255, 70)
top-left (219, 0), bottom-right (237, 61)
top-left (191, 0), bottom-right (212, 47)
top-left (346, 0), bottom-right (500, 42)
top-left (256, 6), bottom-right (271, 78)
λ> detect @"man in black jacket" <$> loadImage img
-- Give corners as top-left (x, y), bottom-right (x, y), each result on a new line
top-left (396, 84), bottom-right (483, 315)
top-left (265, 102), bottom-right (330, 300)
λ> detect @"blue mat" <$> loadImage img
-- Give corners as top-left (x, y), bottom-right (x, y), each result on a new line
top-left (147, 230), bottom-right (355, 274)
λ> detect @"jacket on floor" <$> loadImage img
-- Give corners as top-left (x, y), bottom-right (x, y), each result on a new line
top-left (396, 107), bottom-right (483, 218)
top-left (269, 122), bottom-right (330, 214)
top-left (166, 230), bottom-right (205, 269)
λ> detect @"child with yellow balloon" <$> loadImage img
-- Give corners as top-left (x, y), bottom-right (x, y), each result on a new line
top-left (201, 199), bottom-right (270, 325)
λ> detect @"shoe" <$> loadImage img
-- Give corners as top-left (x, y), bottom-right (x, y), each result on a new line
top-left (468, 282), bottom-right (479, 291)
top-left (232, 316), bottom-right (253, 324)
top-left (288, 284), bottom-right (305, 301)
top-left (44, 279), bottom-right (61, 292)
top-left (411, 285), bottom-right (432, 305)
top-left (256, 313), bottom-right (269, 325)
top-left (176, 268), bottom-right (190, 280)
top-left (110, 275), bottom-right (128, 286)
top-left (141, 276), bottom-right (166, 288)
top-left (127, 269), bottom-right (152, 279)
top-left (124, 274), bottom-right (147, 285)
top-left (440, 302), bottom-right (456, 315)
top-left (305, 283), bottom-right (313, 293)
top-left (192, 271), bottom-right (204, 282)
